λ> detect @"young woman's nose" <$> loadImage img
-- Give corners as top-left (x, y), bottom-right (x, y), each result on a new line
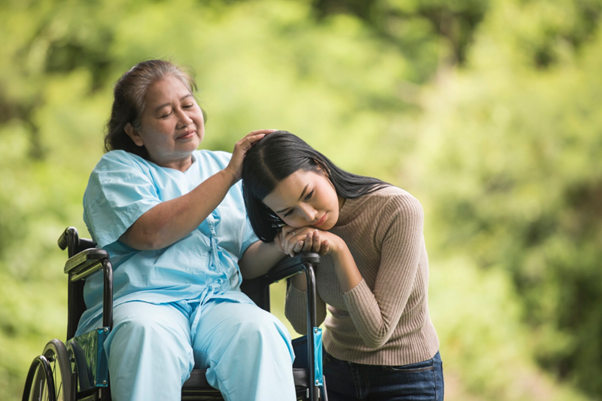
top-left (299, 204), bottom-right (317, 222)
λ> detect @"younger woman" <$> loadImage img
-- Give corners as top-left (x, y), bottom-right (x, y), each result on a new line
top-left (242, 131), bottom-right (443, 400)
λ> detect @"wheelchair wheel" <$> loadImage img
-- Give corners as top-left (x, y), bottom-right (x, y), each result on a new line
top-left (23, 339), bottom-right (74, 401)
top-left (22, 355), bottom-right (55, 401)
top-left (43, 339), bottom-right (74, 401)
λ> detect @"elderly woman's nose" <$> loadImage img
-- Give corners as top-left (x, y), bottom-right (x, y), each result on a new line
top-left (176, 108), bottom-right (193, 126)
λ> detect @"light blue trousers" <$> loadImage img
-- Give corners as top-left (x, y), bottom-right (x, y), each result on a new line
top-left (84, 299), bottom-right (296, 401)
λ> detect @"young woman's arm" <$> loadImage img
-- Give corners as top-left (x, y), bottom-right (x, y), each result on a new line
top-left (284, 194), bottom-right (425, 349)
top-left (340, 195), bottom-right (425, 349)
top-left (286, 229), bottom-right (362, 292)
top-left (281, 228), bottom-right (355, 334)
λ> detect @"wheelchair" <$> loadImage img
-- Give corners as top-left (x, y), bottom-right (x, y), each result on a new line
top-left (23, 227), bottom-right (328, 401)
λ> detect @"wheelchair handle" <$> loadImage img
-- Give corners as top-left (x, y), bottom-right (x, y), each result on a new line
top-left (58, 227), bottom-right (79, 252)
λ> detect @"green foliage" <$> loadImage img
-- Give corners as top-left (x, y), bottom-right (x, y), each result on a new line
top-left (311, 0), bottom-right (491, 70)
top-left (430, 257), bottom-right (590, 401)
top-left (1, 0), bottom-right (601, 400)
top-left (413, 0), bottom-right (602, 397)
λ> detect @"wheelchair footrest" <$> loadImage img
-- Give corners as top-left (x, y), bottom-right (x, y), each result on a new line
top-left (66, 327), bottom-right (111, 392)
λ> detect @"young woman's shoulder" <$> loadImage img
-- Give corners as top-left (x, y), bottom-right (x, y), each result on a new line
top-left (359, 187), bottom-right (424, 232)
top-left (341, 186), bottom-right (422, 225)
top-left (370, 187), bottom-right (424, 245)
top-left (371, 185), bottom-right (423, 213)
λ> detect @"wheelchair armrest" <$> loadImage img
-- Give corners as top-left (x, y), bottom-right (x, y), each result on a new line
top-left (240, 252), bottom-right (320, 312)
top-left (263, 252), bottom-right (320, 284)
top-left (64, 249), bottom-right (110, 281)
top-left (64, 247), bottom-right (114, 332)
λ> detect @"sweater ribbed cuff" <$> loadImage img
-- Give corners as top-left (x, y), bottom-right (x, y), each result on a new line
top-left (342, 278), bottom-right (372, 307)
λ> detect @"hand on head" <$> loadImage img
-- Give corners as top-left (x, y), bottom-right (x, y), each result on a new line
top-left (224, 129), bottom-right (276, 183)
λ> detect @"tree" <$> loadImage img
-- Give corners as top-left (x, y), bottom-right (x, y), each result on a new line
top-left (412, 0), bottom-right (602, 396)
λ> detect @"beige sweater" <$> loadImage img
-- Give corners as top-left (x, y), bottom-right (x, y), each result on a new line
top-left (285, 186), bottom-right (439, 366)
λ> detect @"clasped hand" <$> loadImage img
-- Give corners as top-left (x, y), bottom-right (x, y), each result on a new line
top-left (275, 226), bottom-right (334, 257)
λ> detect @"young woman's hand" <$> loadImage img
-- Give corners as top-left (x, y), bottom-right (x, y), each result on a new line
top-left (278, 226), bottom-right (336, 257)
top-left (282, 225), bottom-right (359, 293)
top-left (224, 129), bottom-right (275, 183)
top-left (299, 229), bottom-right (330, 255)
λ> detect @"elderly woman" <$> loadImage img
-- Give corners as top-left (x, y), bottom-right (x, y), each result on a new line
top-left (76, 60), bottom-right (295, 401)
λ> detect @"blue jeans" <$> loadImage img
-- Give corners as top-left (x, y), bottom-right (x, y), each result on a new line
top-left (324, 350), bottom-right (444, 401)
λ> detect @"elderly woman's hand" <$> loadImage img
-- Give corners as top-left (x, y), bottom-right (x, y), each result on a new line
top-left (224, 129), bottom-right (275, 182)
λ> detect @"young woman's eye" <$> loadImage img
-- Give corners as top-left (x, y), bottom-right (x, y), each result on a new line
top-left (304, 190), bottom-right (314, 202)
top-left (283, 210), bottom-right (293, 218)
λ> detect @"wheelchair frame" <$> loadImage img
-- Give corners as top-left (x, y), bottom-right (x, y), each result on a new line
top-left (22, 227), bottom-right (327, 401)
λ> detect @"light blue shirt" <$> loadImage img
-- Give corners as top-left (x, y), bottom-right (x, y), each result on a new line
top-left (77, 149), bottom-right (259, 333)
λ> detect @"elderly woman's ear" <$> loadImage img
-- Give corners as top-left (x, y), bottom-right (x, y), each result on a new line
top-left (125, 123), bottom-right (144, 147)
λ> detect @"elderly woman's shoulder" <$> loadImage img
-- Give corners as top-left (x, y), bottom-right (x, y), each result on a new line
top-left (99, 149), bottom-right (135, 162)
top-left (195, 149), bottom-right (231, 161)
top-left (95, 150), bottom-right (139, 167)
top-left (95, 150), bottom-right (151, 171)
top-left (193, 149), bottom-right (232, 168)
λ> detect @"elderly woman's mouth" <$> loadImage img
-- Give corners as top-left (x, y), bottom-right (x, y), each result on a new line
top-left (177, 131), bottom-right (195, 140)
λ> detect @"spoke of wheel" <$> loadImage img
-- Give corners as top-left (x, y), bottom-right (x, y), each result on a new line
top-left (42, 340), bottom-right (69, 401)
top-left (51, 357), bottom-right (62, 400)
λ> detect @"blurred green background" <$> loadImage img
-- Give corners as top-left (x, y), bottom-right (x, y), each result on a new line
top-left (1, 0), bottom-right (601, 400)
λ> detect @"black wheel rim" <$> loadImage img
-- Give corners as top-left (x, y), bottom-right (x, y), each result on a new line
top-left (43, 340), bottom-right (73, 401)
top-left (22, 356), bottom-right (56, 401)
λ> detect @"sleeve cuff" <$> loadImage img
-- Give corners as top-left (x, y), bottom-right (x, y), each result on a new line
top-left (342, 279), bottom-right (374, 311)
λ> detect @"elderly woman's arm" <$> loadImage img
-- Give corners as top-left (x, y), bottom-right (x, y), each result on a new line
top-left (238, 240), bottom-right (285, 279)
top-left (120, 130), bottom-right (269, 251)
top-left (120, 168), bottom-right (238, 250)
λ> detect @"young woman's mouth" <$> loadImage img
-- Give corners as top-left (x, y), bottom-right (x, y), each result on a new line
top-left (313, 213), bottom-right (327, 227)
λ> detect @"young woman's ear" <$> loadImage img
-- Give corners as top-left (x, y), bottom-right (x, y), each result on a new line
top-left (313, 159), bottom-right (331, 177)
top-left (125, 123), bottom-right (144, 147)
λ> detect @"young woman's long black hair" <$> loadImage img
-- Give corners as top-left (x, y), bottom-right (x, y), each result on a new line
top-left (242, 131), bottom-right (390, 242)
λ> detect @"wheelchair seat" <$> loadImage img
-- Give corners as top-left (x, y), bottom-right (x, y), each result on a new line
top-left (22, 227), bottom-right (327, 401)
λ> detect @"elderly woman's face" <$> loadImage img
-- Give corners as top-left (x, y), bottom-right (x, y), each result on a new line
top-left (128, 74), bottom-right (204, 171)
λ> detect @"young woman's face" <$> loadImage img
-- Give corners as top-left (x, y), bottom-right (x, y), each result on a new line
top-left (262, 169), bottom-right (343, 230)
top-left (127, 74), bottom-right (205, 171)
